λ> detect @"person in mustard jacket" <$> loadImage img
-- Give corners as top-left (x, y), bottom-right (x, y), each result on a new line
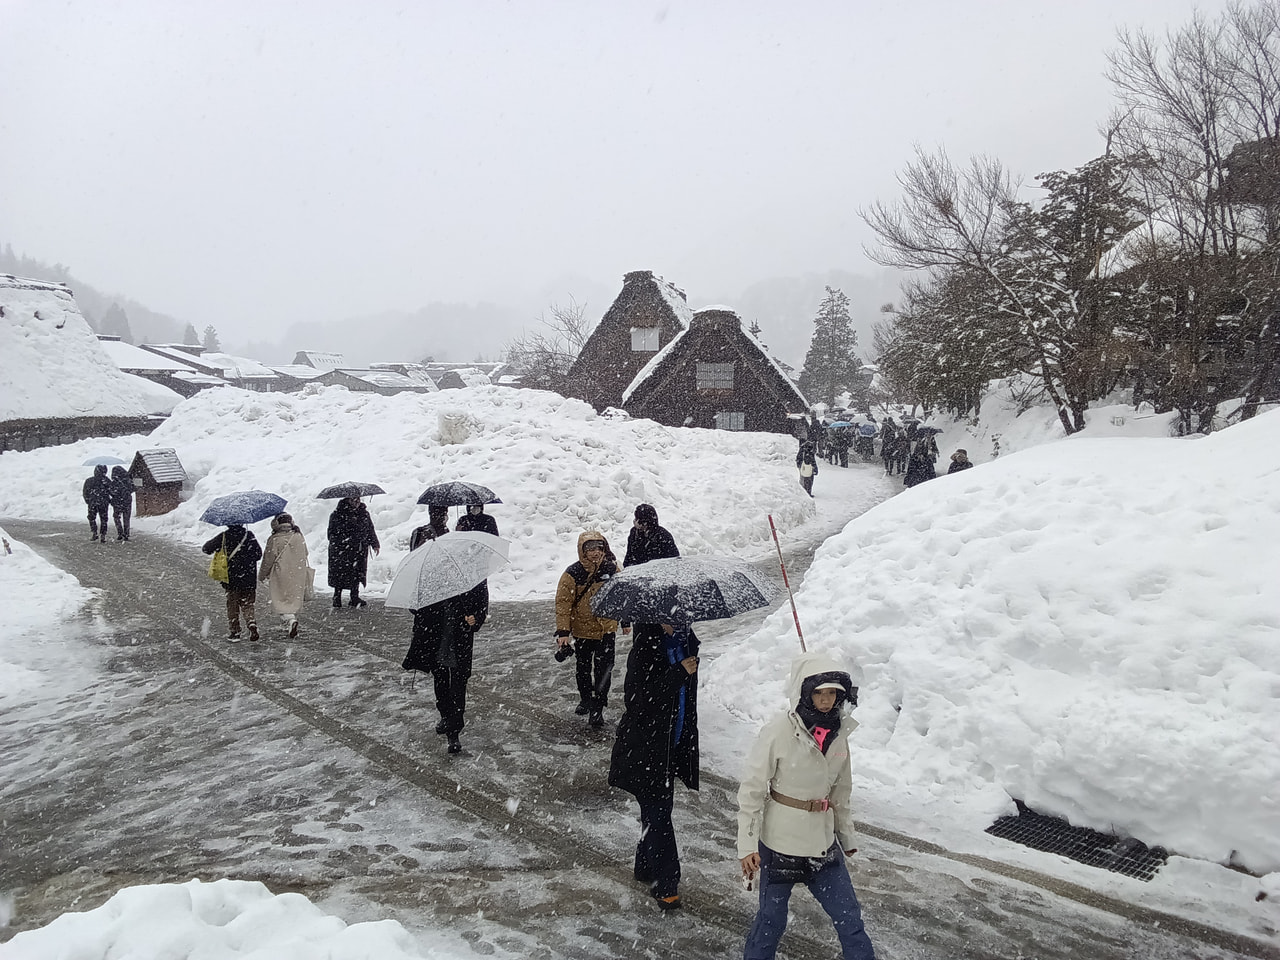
top-left (554, 530), bottom-right (624, 728)
top-left (737, 651), bottom-right (876, 960)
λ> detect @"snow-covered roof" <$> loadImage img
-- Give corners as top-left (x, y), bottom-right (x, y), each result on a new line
top-left (0, 274), bottom-right (149, 422)
top-left (622, 307), bottom-right (806, 408)
top-left (119, 372), bottom-right (185, 415)
top-left (269, 364), bottom-right (328, 381)
top-left (294, 350), bottom-right (345, 370)
top-left (131, 447), bottom-right (186, 484)
top-left (200, 352), bottom-right (278, 380)
top-left (170, 370), bottom-right (229, 386)
top-left (98, 338), bottom-right (200, 373)
top-left (654, 275), bottom-right (694, 328)
top-left (336, 369), bottom-right (428, 390)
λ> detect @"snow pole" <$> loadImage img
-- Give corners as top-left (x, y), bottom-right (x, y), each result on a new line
top-left (768, 514), bottom-right (805, 652)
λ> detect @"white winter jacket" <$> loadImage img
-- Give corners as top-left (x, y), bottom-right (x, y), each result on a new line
top-left (736, 651), bottom-right (857, 859)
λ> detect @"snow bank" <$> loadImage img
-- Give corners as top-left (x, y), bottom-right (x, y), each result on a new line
top-left (707, 410), bottom-right (1280, 874)
top-left (0, 276), bottom-right (149, 421)
top-left (0, 385), bottom-right (816, 600)
top-left (0, 878), bottom-right (467, 959)
top-left (0, 524), bottom-right (95, 702)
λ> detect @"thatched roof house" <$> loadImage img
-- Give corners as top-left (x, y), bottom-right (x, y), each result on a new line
top-left (566, 270), bottom-right (691, 410)
top-left (623, 306), bottom-right (808, 434)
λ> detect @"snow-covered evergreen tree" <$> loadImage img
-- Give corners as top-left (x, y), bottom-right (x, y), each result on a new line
top-left (183, 323), bottom-right (200, 345)
top-left (202, 325), bottom-right (221, 352)
top-left (799, 287), bottom-right (862, 406)
top-left (100, 303), bottom-right (134, 344)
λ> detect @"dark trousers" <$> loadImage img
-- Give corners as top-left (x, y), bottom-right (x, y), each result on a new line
top-left (87, 505), bottom-right (108, 538)
top-left (432, 667), bottom-right (468, 734)
top-left (799, 474), bottom-right (814, 497)
top-left (112, 504), bottom-right (132, 539)
top-left (574, 636), bottom-right (614, 711)
top-left (635, 785), bottom-right (680, 898)
top-left (744, 843), bottom-right (876, 960)
top-left (225, 587), bottom-right (257, 635)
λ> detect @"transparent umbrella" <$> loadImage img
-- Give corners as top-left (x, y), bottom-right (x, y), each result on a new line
top-left (384, 531), bottom-right (510, 610)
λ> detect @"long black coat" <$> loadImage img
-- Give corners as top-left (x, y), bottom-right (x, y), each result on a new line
top-left (608, 624), bottom-right (700, 800)
top-left (623, 524), bottom-right (679, 567)
top-left (202, 526), bottom-right (262, 592)
top-left (402, 582), bottom-right (489, 678)
top-left (327, 501), bottom-right (379, 589)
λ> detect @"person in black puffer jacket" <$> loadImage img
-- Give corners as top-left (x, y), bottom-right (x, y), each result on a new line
top-left (82, 465), bottom-right (111, 543)
top-left (109, 466), bottom-right (134, 541)
top-left (202, 524), bottom-right (263, 642)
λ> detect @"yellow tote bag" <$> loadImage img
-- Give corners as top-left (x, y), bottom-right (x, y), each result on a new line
top-left (208, 534), bottom-right (230, 583)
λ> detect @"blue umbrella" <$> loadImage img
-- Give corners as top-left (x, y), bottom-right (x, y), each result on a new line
top-left (826, 421), bottom-right (853, 429)
top-left (82, 456), bottom-right (127, 466)
top-left (199, 490), bottom-right (288, 526)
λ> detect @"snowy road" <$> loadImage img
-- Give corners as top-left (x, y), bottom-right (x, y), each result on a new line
top-left (2, 521), bottom-right (1276, 960)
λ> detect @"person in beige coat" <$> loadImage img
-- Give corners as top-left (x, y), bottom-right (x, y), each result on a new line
top-left (554, 529), bottom-right (625, 728)
top-left (258, 513), bottom-right (310, 638)
top-left (737, 650), bottom-right (876, 960)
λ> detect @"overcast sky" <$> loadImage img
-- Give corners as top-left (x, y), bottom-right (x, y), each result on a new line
top-left (1, 0), bottom-right (1227, 348)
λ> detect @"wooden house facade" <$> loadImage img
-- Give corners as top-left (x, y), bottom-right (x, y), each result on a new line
top-left (566, 270), bottom-right (692, 410)
top-left (622, 307), bottom-right (809, 434)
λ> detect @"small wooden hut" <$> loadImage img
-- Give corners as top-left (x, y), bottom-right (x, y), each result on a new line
top-left (129, 448), bottom-right (186, 516)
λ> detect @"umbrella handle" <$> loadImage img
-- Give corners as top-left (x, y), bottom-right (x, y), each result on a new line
top-left (768, 515), bottom-right (805, 652)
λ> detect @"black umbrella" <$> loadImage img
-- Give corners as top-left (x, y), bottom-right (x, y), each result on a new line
top-left (915, 426), bottom-right (943, 436)
top-left (317, 481), bottom-right (387, 499)
top-left (589, 556), bottom-right (780, 625)
top-left (416, 481), bottom-right (502, 506)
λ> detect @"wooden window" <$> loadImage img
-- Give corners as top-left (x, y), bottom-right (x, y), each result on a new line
top-left (631, 327), bottom-right (659, 351)
top-left (696, 362), bottom-right (734, 390)
top-left (714, 411), bottom-right (745, 431)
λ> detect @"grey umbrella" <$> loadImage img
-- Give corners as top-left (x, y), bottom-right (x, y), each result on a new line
top-left (590, 556), bottom-right (781, 625)
top-left (82, 455), bottom-right (127, 467)
top-left (317, 481), bottom-right (387, 499)
top-left (416, 481), bottom-right (502, 506)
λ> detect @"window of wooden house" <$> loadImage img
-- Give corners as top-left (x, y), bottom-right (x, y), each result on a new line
top-left (696, 362), bottom-right (734, 390)
top-left (631, 326), bottom-right (660, 351)
top-left (714, 411), bottom-right (745, 431)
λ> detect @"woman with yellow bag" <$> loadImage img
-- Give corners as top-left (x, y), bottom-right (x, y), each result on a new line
top-left (202, 523), bottom-right (263, 642)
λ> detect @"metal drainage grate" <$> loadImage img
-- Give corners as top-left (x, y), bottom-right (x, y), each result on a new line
top-left (986, 801), bottom-right (1168, 881)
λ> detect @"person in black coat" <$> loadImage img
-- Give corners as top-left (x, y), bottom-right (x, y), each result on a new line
top-left (948, 449), bottom-right (974, 474)
top-left (608, 622), bottom-right (700, 911)
top-left (796, 442), bottom-right (819, 497)
top-left (202, 524), bottom-right (263, 641)
top-left (623, 503), bottom-right (679, 567)
top-left (108, 466), bottom-right (134, 541)
top-left (327, 497), bottom-right (380, 607)
top-left (455, 503), bottom-right (499, 536)
top-left (82, 465), bottom-right (111, 543)
top-left (402, 525), bottom-right (490, 755)
top-left (904, 433), bottom-right (939, 488)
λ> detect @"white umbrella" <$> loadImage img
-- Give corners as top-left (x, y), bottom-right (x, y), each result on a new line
top-left (384, 531), bottom-right (510, 610)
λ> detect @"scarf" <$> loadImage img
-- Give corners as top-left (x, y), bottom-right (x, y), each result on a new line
top-left (795, 700), bottom-right (841, 754)
top-left (663, 626), bottom-right (692, 744)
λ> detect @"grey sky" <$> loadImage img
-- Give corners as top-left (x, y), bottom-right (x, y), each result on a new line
top-left (1, 0), bottom-right (1224, 353)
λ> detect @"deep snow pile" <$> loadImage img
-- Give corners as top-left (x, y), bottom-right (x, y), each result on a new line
top-left (0, 276), bottom-right (149, 421)
top-left (705, 409), bottom-right (1280, 874)
top-left (0, 524), bottom-right (95, 702)
top-left (0, 385), bottom-right (816, 600)
top-left (0, 878), bottom-right (472, 960)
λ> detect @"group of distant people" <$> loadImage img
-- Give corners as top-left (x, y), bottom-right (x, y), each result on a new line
top-left (81, 464), bottom-right (134, 542)
top-left (795, 412), bottom-right (974, 495)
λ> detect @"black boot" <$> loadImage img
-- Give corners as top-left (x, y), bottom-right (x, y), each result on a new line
top-left (332, 590), bottom-right (343, 609)
top-left (446, 732), bottom-right (462, 754)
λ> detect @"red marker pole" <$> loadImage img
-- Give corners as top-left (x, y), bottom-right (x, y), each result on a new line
top-left (768, 515), bottom-right (805, 652)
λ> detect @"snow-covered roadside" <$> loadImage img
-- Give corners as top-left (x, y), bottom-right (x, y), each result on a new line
top-left (0, 878), bottom-right (483, 960)
top-left (702, 409), bottom-right (1280, 943)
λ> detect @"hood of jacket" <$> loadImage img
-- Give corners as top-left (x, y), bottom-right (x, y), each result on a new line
top-left (111, 465), bottom-right (129, 481)
top-left (576, 529), bottom-right (615, 569)
top-left (270, 515), bottom-right (297, 534)
top-left (786, 650), bottom-right (855, 714)
top-left (94, 464), bottom-right (108, 477)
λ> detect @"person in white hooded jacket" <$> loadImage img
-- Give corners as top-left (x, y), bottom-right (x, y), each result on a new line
top-left (258, 513), bottom-right (310, 638)
top-left (737, 650), bottom-right (876, 960)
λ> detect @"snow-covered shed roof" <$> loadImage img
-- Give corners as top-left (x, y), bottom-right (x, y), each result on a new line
top-left (130, 447), bottom-right (186, 484)
top-left (0, 274), bottom-right (149, 422)
top-left (98, 337), bottom-right (200, 373)
top-left (200, 352), bottom-right (278, 381)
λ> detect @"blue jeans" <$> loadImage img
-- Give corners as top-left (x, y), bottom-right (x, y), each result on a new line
top-left (743, 843), bottom-right (876, 960)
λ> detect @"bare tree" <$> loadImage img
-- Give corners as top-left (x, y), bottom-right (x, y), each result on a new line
top-left (501, 298), bottom-right (593, 393)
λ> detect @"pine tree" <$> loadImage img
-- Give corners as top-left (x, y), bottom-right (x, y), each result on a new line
top-left (202, 325), bottom-right (221, 352)
top-left (799, 287), bottom-right (862, 406)
top-left (183, 323), bottom-right (200, 345)
top-left (100, 303), bottom-right (134, 344)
